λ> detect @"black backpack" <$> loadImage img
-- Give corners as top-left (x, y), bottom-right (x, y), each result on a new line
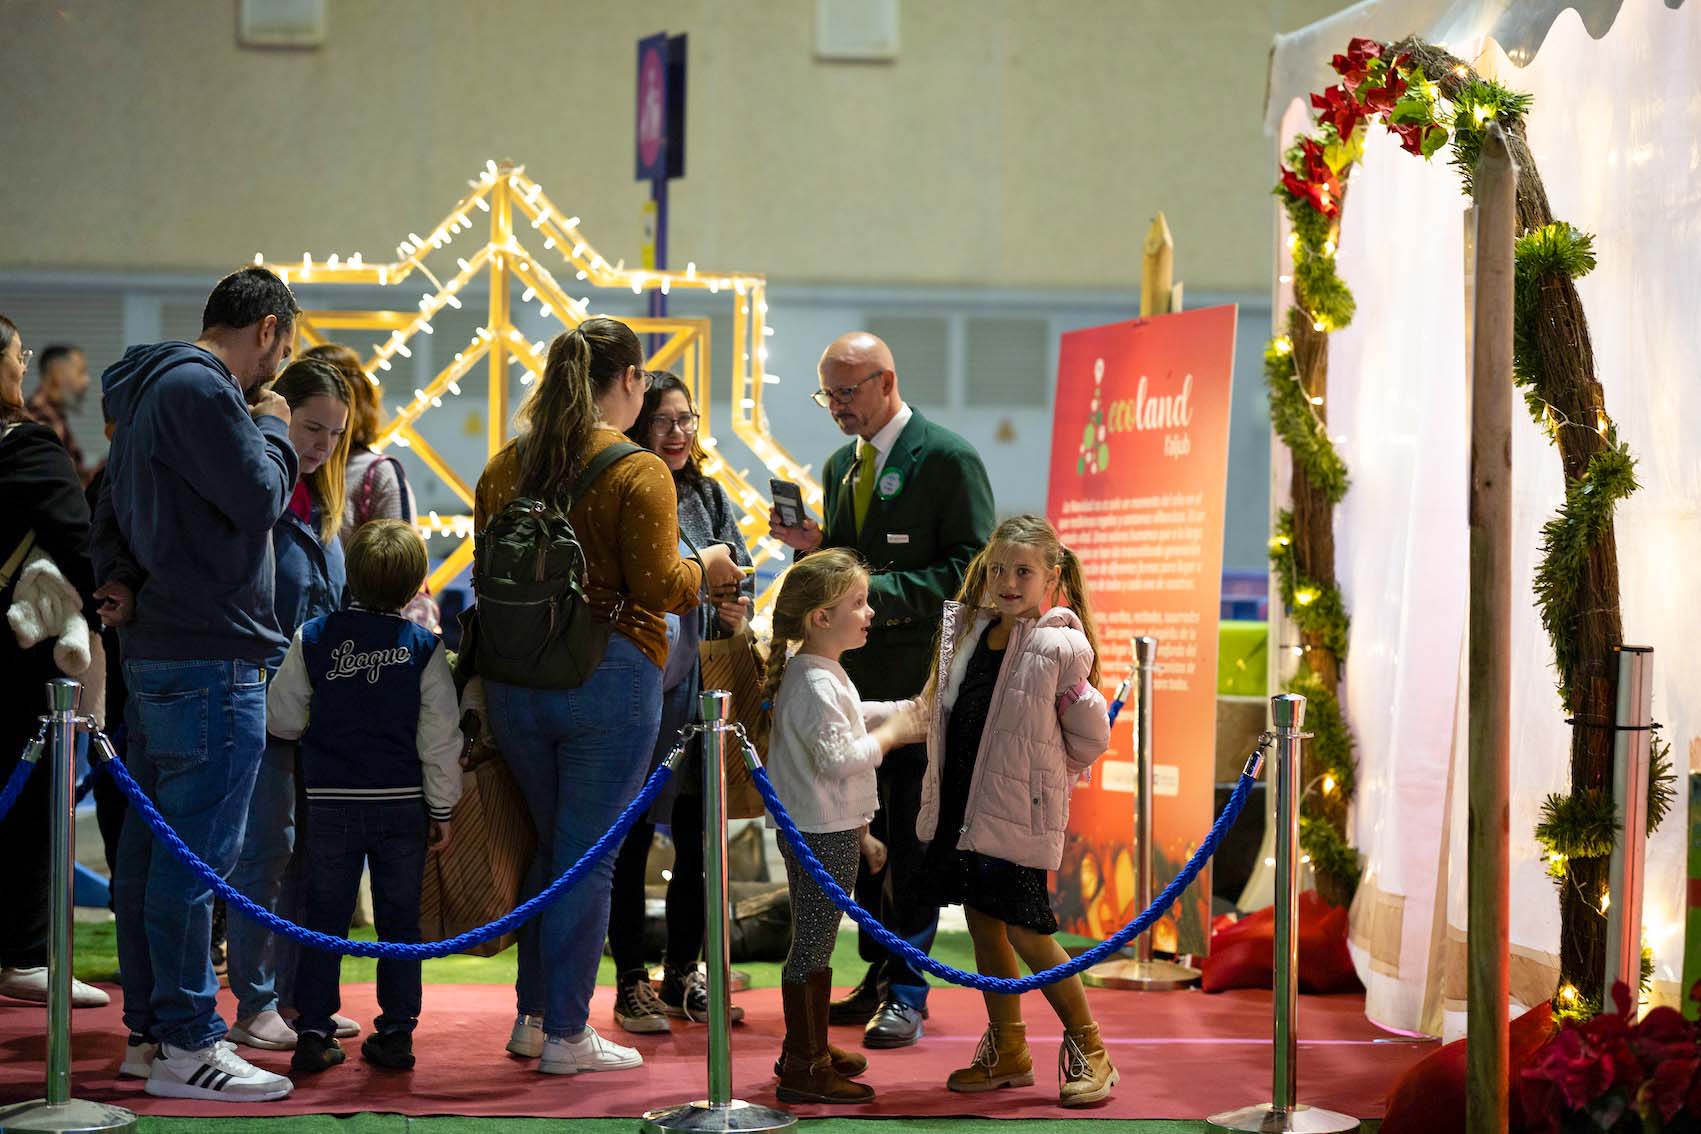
top-left (468, 442), bottom-right (643, 689)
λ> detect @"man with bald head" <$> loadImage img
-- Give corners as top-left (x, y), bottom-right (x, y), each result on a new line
top-left (770, 332), bottom-right (995, 1048)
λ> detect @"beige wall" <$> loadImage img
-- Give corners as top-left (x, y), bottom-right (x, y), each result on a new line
top-left (3, 0), bottom-right (1348, 291)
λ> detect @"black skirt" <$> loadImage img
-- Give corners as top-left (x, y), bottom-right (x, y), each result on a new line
top-left (921, 624), bottom-right (1059, 935)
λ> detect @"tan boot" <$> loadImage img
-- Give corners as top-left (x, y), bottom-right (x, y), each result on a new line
top-left (947, 1021), bottom-right (1035, 1092)
top-left (775, 978), bottom-right (875, 1104)
top-left (1058, 1022), bottom-right (1118, 1107)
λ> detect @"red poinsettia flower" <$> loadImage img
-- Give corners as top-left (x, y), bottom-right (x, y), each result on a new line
top-left (1279, 136), bottom-right (1341, 217)
top-left (1329, 36), bottom-right (1383, 88)
top-left (1361, 56), bottom-right (1409, 115)
top-left (1311, 84), bottom-right (1367, 141)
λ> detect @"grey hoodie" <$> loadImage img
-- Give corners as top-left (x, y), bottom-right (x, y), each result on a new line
top-left (93, 342), bottom-right (298, 663)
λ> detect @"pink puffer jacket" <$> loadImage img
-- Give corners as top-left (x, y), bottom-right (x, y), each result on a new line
top-left (916, 605), bottom-right (1111, 871)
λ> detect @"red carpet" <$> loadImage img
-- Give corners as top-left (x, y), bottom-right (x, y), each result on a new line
top-left (0, 983), bottom-right (1434, 1120)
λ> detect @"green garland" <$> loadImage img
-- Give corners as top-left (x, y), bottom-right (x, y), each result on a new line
top-left (1531, 441), bottom-right (1639, 707)
top-left (1264, 333), bottom-right (1349, 505)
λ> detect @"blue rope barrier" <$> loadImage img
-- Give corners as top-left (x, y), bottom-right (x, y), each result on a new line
top-left (751, 745), bottom-right (1258, 994)
top-left (0, 755), bottom-right (38, 825)
top-left (104, 750), bottom-right (675, 959)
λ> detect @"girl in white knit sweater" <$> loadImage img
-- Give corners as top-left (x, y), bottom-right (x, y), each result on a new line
top-left (762, 548), bottom-right (921, 1105)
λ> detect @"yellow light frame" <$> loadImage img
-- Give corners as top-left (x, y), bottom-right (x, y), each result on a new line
top-left (264, 161), bottom-right (821, 605)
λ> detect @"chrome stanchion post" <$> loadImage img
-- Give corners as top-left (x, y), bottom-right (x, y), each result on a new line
top-left (0, 680), bottom-right (136, 1134)
top-left (642, 691), bottom-right (795, 1134)
top-left (1086, 637), bottom-right (1201, 990)
top-left (1603, 646), bottom-right (1653, 1007)
top-left (1208, 694), bottom-right (1357, 1134)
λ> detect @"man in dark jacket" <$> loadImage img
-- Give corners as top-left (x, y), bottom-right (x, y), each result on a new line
top-left (770, 332), bottom-right (996, 1048)
top-left (93, 267), bottom-right (300, 1103)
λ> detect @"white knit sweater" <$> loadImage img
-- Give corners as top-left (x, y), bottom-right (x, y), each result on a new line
top-left (766, 653), bottom-right (911, 834)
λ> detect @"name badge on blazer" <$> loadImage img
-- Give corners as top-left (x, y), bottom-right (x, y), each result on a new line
top-left (887, 533), bottom-right (911, 544)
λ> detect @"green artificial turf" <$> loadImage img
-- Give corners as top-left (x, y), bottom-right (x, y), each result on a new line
top-left (73, 920), bottom-right (1096, 990)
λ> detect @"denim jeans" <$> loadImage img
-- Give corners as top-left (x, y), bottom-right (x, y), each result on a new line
top-left (294, 800), bottom-right (427, 1037)
top-left (114, 659), bottom-right (267, 1050)
top-left (224, 737), bottom-right (299, 1020)
top-left (489, 633), bottom-right (661, 1039)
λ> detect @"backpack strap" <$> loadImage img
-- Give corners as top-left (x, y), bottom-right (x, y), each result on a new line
top-left (565, 441), bottom-right (644, 508)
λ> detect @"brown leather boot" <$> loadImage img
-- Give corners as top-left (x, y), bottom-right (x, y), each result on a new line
top-left (947, 1021), bottom-right (1034, 1092)
top-left (775, 977), bottom-right (875, 1104)
top-left (1057, 1021), bottom-right (1118, 1107)
top-left (774, 971), bottom-right (867, 1078)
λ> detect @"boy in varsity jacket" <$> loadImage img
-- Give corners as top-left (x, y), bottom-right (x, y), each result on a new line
top-left (266, 520), bottom-right (462, 1075)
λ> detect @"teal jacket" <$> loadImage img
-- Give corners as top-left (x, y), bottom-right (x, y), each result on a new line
top-left (816, 409), bottom-right (995, 702)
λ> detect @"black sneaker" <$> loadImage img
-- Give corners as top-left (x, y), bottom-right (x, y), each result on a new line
top-left (660, 965), bottom-right (744, 1024)
top-left (613, 972), bottom-right (670, 1034)
top-left (360, 1031), bottom-right (415, 1070)
top-left (290, 1032), bottom-right (345, 1075)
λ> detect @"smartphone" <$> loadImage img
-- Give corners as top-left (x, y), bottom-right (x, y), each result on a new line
top-left (770, 479), bottom-right (806, 528)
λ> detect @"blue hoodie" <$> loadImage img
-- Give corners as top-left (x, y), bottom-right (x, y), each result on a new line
top-left (93, 342), bottom-right (298, 663)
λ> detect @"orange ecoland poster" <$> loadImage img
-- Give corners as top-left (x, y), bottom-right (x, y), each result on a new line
top-left (1046, 305), bottom-right (1236, 954)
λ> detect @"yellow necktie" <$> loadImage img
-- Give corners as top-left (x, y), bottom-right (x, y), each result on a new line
top-left (853, 441), bottom-right (877, 534)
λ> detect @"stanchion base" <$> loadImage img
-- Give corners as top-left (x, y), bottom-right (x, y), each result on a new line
top-left (640, 1098), bottom-right (796, 1133)
top-left (0, 1097), bottom-right (137, 1134)
top-left (1082, 957), bottom-right (1202, 990)
top-left (1207, 1101), bottom-right (1360, 1133)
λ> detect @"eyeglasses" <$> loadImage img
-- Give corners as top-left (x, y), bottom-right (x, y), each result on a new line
top-left (649, 412), bottom-right (699, 435)
top-left (12, 348), bottom-right (32, 367)
top-left (639, 370), bottom-right (658, 391)
top-left (810, 369), bottom-right (884, 408)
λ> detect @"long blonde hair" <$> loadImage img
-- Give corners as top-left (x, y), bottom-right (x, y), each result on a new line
top-left (509, 317), bottom-right (642, 504)
top-left (272, 359), bottom-right (352, 543)
top-left (933, 514), bottom-right (1102, 686)
top-left (761, 548), bottom-right (869, 707)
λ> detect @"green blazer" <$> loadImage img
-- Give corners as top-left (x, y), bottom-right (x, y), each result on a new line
top-left (816, 409), bottom-right (996, 702)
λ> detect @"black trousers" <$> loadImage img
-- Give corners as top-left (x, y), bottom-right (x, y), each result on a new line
top-left (606, 792), bottom-right (707, 976)
top-left (852, 744), bottom-right (938, 1003)
top-left (0, 672), bottom-right (51, 969)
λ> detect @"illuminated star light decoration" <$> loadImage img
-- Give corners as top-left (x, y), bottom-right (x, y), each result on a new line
top-left (261, 160), bottom-right (820, 621)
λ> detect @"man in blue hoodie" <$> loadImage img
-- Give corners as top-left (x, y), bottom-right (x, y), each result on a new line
top-left (93, 266), bottom-right (300, 1103)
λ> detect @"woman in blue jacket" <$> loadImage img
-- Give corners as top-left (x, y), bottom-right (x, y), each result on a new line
top-left (225, 358), bottom-right (352, 1052)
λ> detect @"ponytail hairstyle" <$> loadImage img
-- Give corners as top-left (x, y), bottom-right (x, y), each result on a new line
top-left (272, 358), bottom-right (352, 542)
top-left (510, 317), bottom-right (643, 504)
top-left (761, 548), bottom-right (869, 709)
top-left (930, 513), bottom-right (1102, 686)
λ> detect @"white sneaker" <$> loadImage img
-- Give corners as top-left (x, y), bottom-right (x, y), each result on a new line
top-left (506, 1013), bottom-right (544, 1058)
top-left (230, 1009), bottom-right (297, 1051)
top-left (122, 1037), bottom-right (238, 1079)
top-left (120, 1036), bottom-right (158, 1079)
top-left (145, 1041), bottom-right (293, 1101)
top-left (332, 1013), bottom-right (360, 1039)
top-left (0, 966), bottom-right (110, 1007)
top-left (538, 1026), bottom-right (643, 1075)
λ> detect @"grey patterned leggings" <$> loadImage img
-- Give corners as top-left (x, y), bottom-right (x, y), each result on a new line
top-left (779, 828), bottom-right (861, 984)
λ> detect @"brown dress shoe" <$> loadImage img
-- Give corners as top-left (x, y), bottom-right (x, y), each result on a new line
top-left (1058, 1022), bottom-right (1119, 1107)
top-left (946, 1022), bottom-right (1034, 1092)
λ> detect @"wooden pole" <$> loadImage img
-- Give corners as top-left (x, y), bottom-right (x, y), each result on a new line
top-left (1141, 213), bottom-right (1180, 316)
top-left (1466, 122), bottom-right (1517, 1134)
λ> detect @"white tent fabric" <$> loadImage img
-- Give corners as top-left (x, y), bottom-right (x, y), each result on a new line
top-left (1267, 0), bottom-right (1701, 1038)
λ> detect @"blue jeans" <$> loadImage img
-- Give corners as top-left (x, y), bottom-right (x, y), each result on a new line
top-left (294, 801), bottom-right (427, 1037)
top-left (489, 633), bottom-right (661, 1039)
top-left (224, 737), bottom-right (299, 1020)
top-left (114, 659), bottom-right (267, 1049)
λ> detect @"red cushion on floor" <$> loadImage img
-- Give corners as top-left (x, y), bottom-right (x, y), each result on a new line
top-left (1380, 999), bottom-right (1557, 1134)
top-left (1200, 891), bottom-right (1362, 994)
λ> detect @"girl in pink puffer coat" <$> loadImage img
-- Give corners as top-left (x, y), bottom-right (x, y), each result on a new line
top-left (915, 514), bottom-right (1115, 1107)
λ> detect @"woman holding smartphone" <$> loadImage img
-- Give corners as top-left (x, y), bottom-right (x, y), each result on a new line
top-left (605, 371), bottom-right (755, 1034)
